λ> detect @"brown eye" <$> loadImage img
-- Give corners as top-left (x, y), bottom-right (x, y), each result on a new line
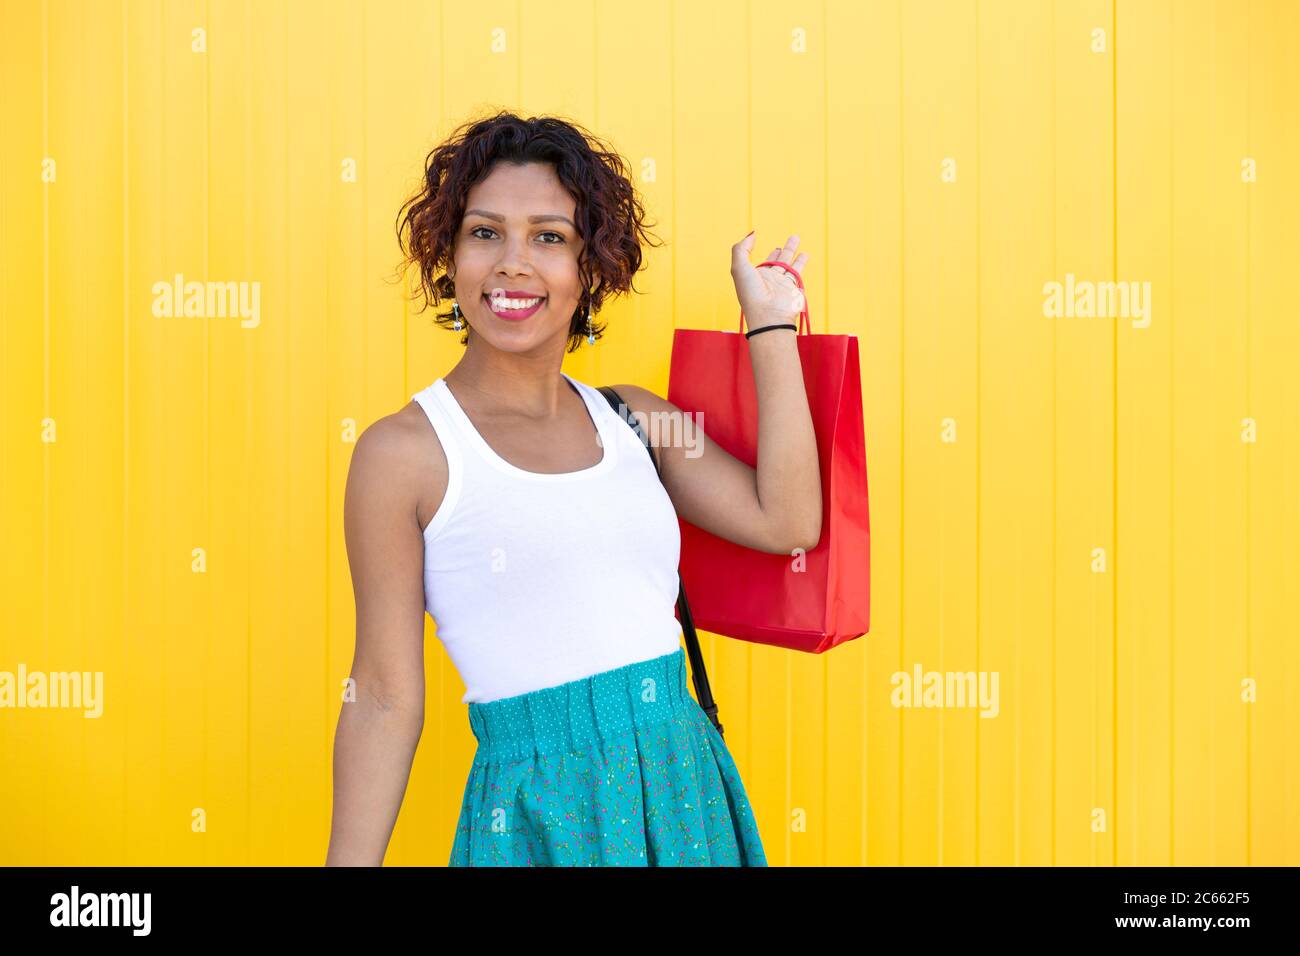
top-left (469, 226), bottom-right (565, 244)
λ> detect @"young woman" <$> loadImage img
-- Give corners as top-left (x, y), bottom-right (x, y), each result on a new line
top-left (326, 111), bottom-right (821, 867)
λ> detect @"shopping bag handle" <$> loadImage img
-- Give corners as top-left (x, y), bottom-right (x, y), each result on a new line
top-left (738, 259), bottom-right (811, 335)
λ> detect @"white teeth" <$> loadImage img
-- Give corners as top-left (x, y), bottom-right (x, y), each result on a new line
top-left (487, 295), bottom-right (543, 310)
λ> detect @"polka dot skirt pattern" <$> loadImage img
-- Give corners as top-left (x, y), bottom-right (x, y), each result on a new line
top-left (448, 646), bottom-right (767, 866)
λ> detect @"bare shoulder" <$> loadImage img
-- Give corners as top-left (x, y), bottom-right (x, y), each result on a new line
top-left (605, 383), bottom-right (680, 418)
top-left (606, 384), bottom-right (701, 439)
top-left (605, 383), bottom-right (697, 475)
top-left (346, 401), bottom-right (448, 534)
top-left (352, 402), bottom-right (446, 479)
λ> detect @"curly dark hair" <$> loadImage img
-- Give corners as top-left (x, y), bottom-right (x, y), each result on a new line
top-left (394, 110), bottom-right (665, 352)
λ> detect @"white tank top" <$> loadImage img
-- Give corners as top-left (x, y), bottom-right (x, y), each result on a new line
top-left (409, 371), bottom-right (684, 703)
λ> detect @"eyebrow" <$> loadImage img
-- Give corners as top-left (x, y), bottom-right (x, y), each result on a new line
top-left (464, 209), bottom-right (576, 229)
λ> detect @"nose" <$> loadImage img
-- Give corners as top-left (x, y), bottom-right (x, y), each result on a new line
top-left (493, 232), bottom-right (535, 278)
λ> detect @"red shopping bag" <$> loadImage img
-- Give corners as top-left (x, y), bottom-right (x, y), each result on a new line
top-left (666, 263), bottom-right (870, 653)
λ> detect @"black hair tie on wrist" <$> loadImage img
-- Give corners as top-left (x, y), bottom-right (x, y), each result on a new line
top-left (744, 323), bottom-right (798, 339)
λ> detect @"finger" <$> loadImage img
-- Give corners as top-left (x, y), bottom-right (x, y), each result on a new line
top-left (731, 230), bottom-right (758, 271)
top-left (776, 233), bottom-right (800, 264)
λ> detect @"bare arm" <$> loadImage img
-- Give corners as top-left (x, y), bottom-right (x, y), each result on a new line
top-left (326, 415), bottom-right (434, 866)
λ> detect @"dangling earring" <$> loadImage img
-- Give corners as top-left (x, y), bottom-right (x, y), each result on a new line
top-left (585, 298), bottom-right (595, 345)
top-left (447, 266), bottom-right (462, 331)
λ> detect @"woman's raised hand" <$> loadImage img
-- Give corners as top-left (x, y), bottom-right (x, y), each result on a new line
top-left (730, 230), bottom-right (809, 331)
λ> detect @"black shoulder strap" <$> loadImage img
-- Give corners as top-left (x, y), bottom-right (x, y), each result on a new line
top-left (596, 386), bottom-right (723, 739)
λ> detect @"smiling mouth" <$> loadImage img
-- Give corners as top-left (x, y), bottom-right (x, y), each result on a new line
top-left (482, 294), bottom-right (547, 319)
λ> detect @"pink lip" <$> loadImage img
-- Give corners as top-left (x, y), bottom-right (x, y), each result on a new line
top-left (483, 294), bottom-right (546, 321)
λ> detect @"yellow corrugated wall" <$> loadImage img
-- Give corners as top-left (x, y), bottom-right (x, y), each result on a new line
top-left (1, 0), bottom-right (1296, 866)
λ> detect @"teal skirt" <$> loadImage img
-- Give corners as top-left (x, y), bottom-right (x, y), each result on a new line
top-left (449, 646), bottom-right (767, 866)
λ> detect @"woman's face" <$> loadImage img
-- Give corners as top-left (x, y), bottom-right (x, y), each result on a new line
top-left (451, 161), bottom-right (587, 352)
